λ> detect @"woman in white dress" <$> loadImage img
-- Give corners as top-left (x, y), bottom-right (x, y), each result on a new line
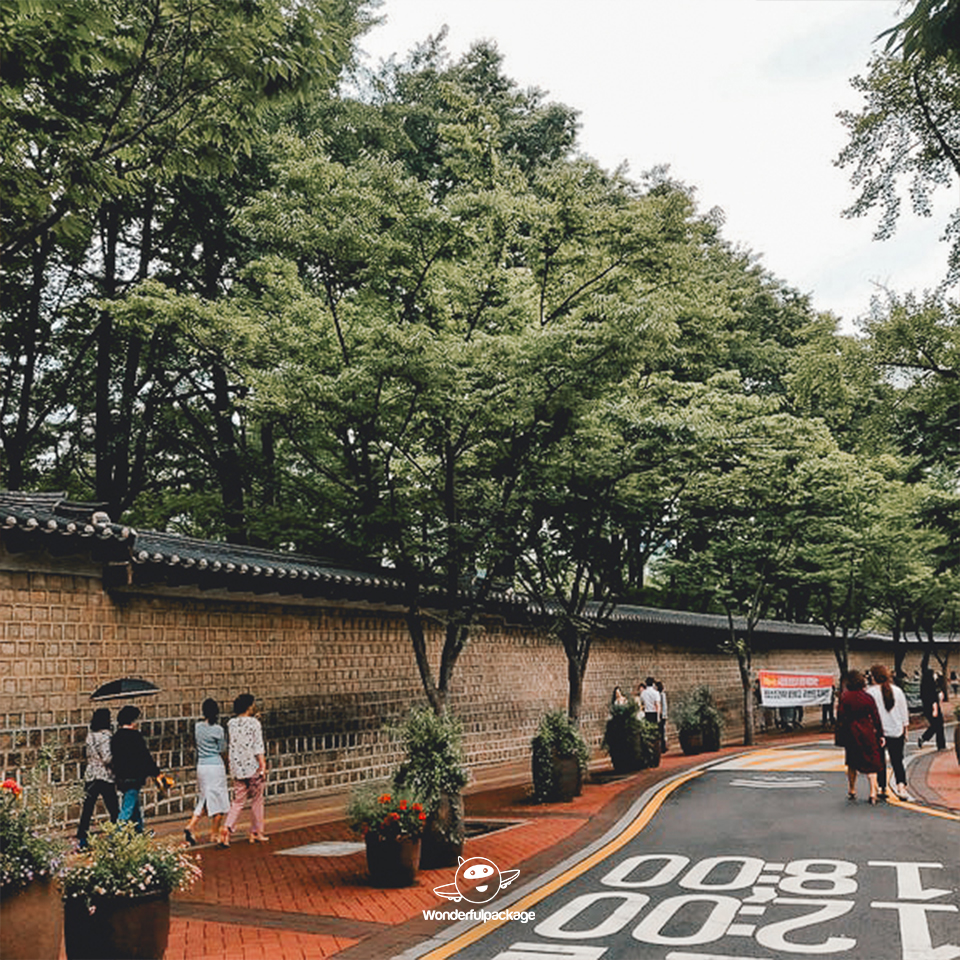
top-left (184, 698), bottom-right (229, 845)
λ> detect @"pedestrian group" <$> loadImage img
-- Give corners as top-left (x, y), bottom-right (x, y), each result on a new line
top-left (76, 692), bottom-right (268, 849)
top-left (835, 663), bottom-right (947, 804)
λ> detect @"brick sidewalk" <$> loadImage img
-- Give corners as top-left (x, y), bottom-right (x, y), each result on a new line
top-left (55, 726), bottom-right (959, 960)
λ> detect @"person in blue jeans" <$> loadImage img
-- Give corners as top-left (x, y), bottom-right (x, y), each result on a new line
top-left (110, 704), bottom-right (161, 833)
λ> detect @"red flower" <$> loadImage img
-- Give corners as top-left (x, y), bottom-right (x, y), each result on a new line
top-left (378, 794), bottom-right (392, 804)
top-left (412, 803), bottom-right (422, 812)
top-left (418, 812), bottom-right (427, 820)
top-left (398, 799), bottom-right (408, 810)
top-left (1, 778), bottom-right (22, 797)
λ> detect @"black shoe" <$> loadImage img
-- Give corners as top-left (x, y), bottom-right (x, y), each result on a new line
top-left (184, 828), bottom-right (197, 846)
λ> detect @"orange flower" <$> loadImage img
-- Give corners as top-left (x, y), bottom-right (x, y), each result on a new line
top-left (378, 794), bottom-right (392, 804)
top-left (398, 799), bottom-right (408, 810)
top-left (412, 803), bottom-right (422, 812)
top-left (1, 778), bottom-right (22, 797)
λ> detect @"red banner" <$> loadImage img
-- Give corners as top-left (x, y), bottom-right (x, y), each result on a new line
top-left (758, 670), bottom-right (835, 707)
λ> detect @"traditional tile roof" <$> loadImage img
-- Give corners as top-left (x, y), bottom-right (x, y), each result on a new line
top-left (0, 490), bottom-right (894, 643)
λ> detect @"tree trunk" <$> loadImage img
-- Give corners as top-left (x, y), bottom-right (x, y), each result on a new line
top-left (567, 655), bottom-right (585, 723)
top-left (737, 650), bottom-right (753, 747)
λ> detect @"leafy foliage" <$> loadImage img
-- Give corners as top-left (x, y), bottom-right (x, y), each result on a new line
top-left (837, 53), bottom-right (960, 285)
top-left (0, 777), bottom-right (67, 893)
top-left (531, 710), bottom-right (589, 803)
top-left (60, 821), bottom-right (201, 910)
top-left (672, 685), bottom-right (724, 737)
top-left (601, 704), bottom-right (659, 772)
top-left (391, 707), bottom-right (469, 816)
top-left (347, 789), bottom-right (428, 841)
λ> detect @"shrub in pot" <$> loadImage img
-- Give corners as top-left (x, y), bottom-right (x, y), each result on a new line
top-left (1, 775), bottom-right (69, 960)
top-left (674, 684), bottom-right (724, 755)
top-left (531, 711), bottom-right (589, 803)
top-left (61, 821), bottom-right (201, 960)
top-left (391, 707), bottom-right (469, 869)
top-left (347, 788), bottom-right (428, 887)
top-left (602, 705), bottom-right (660, 772)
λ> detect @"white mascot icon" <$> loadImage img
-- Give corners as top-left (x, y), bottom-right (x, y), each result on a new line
top-left (432, 855), bottom-right (520, 904)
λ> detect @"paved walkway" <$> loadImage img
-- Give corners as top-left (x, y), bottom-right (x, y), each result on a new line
top-left (58, 723), bottom-right (959, 960)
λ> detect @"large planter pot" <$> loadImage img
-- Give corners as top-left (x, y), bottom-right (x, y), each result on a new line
top-left (420, 791), bottom-right (465, 869)
top-left (63, 890), bottom-right (170, 960)
top-left (604, 716), bottom-right (644, 773)
top-left (0, 878), bottom-right (63, 960)
top-left (552, 755), bottom-right (583, 802)
top-left (679, 724), bottom-right (721, 756)
top-left (954, 724), bottom-right (959, 765)
top-left (364, 834), bottom-right (421, 887)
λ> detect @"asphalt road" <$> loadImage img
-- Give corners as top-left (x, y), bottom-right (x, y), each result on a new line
top-left (406, 744), bottom-right (960, 960)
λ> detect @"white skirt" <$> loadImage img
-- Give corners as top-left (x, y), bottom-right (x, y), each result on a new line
top-left (193, 761), bottom-right (230, 817)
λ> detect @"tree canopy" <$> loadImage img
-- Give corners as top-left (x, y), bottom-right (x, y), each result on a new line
top-left (1, 6), bottom-right (956, 728)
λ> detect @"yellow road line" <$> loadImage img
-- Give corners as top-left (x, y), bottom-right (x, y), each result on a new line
top-left (419, 768), bottom-right (704, 960)
top-left (886, 795), bottom-right (960, 820)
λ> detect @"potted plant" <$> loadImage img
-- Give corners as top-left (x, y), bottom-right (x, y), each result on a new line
top-left (1, 776), bottom-right (69, 960)
top-left (391, 707), bottom-right (469, 869)
top-left (602, 703), bottom-right (660, 773)
top-left (531, 711), bottom-right (590, 803)
top-left (674, 684), bottom-right (724, 755)
top-left (347, 789), bottom-right (428, 887)
top-left (61, 821), bottom-right (201, 960)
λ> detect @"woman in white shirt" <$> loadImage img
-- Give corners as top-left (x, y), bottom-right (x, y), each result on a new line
top-left (867, 664), bottom-right (910, 801)
top-left (220, 693), bottom-right (268, 846)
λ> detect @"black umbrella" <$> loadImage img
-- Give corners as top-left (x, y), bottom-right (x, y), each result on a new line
top-left (90, 677), bottom-right (161, 701)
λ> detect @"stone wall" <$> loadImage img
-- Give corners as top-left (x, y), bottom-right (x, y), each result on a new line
top-left (0, 562), bottom-right (937, 826)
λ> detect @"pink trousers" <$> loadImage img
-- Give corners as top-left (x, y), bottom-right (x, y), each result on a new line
top-left (225, 774), bottom-right (264, 835)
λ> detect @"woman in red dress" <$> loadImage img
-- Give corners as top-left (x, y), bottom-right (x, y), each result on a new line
top-left (836, 669), bottom-right (885, 804)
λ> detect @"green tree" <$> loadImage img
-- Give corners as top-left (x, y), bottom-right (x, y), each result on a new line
top-left (658, 411), bottom-right (849, 745)
top-left (837, 52), bottom-right (960, 284)
top-left (0, 0), bottom-right (366, 522)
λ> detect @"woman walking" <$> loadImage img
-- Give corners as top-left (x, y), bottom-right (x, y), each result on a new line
top-left (867, 664), bottom-right (910, 801)
top-left (220, 693), bottom-right (268, 846)
top-left (184, 698), bottom-right (230, 845)
top-left (76, 708), bottom-right (119, 849)
top-left (918, 669), bottom-right (946, 750)
top-left (836, 670), bottom-right (885, 804)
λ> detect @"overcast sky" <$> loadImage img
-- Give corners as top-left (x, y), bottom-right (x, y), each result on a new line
top-left (357, 0), bottom-right (950, 331)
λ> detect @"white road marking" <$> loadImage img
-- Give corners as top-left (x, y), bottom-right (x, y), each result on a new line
top-left (714, 748), bottom-right (846, 772)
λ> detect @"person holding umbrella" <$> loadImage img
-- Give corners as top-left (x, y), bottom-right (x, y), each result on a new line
top-left (111, 704), bottom-right (162, 833)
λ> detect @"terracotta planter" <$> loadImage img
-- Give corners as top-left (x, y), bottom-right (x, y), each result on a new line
top-left (364, 834), bottom-right (421, 887)
top-left (0, 877), bottom-right (63, 960)
top-left (63, 890), bottom-right (170, 960)
top-left (420, 791), bottom-right (465, 869)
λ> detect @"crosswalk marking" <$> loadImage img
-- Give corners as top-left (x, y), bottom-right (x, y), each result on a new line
top-left (713, 747), bottom-right (847, 773)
